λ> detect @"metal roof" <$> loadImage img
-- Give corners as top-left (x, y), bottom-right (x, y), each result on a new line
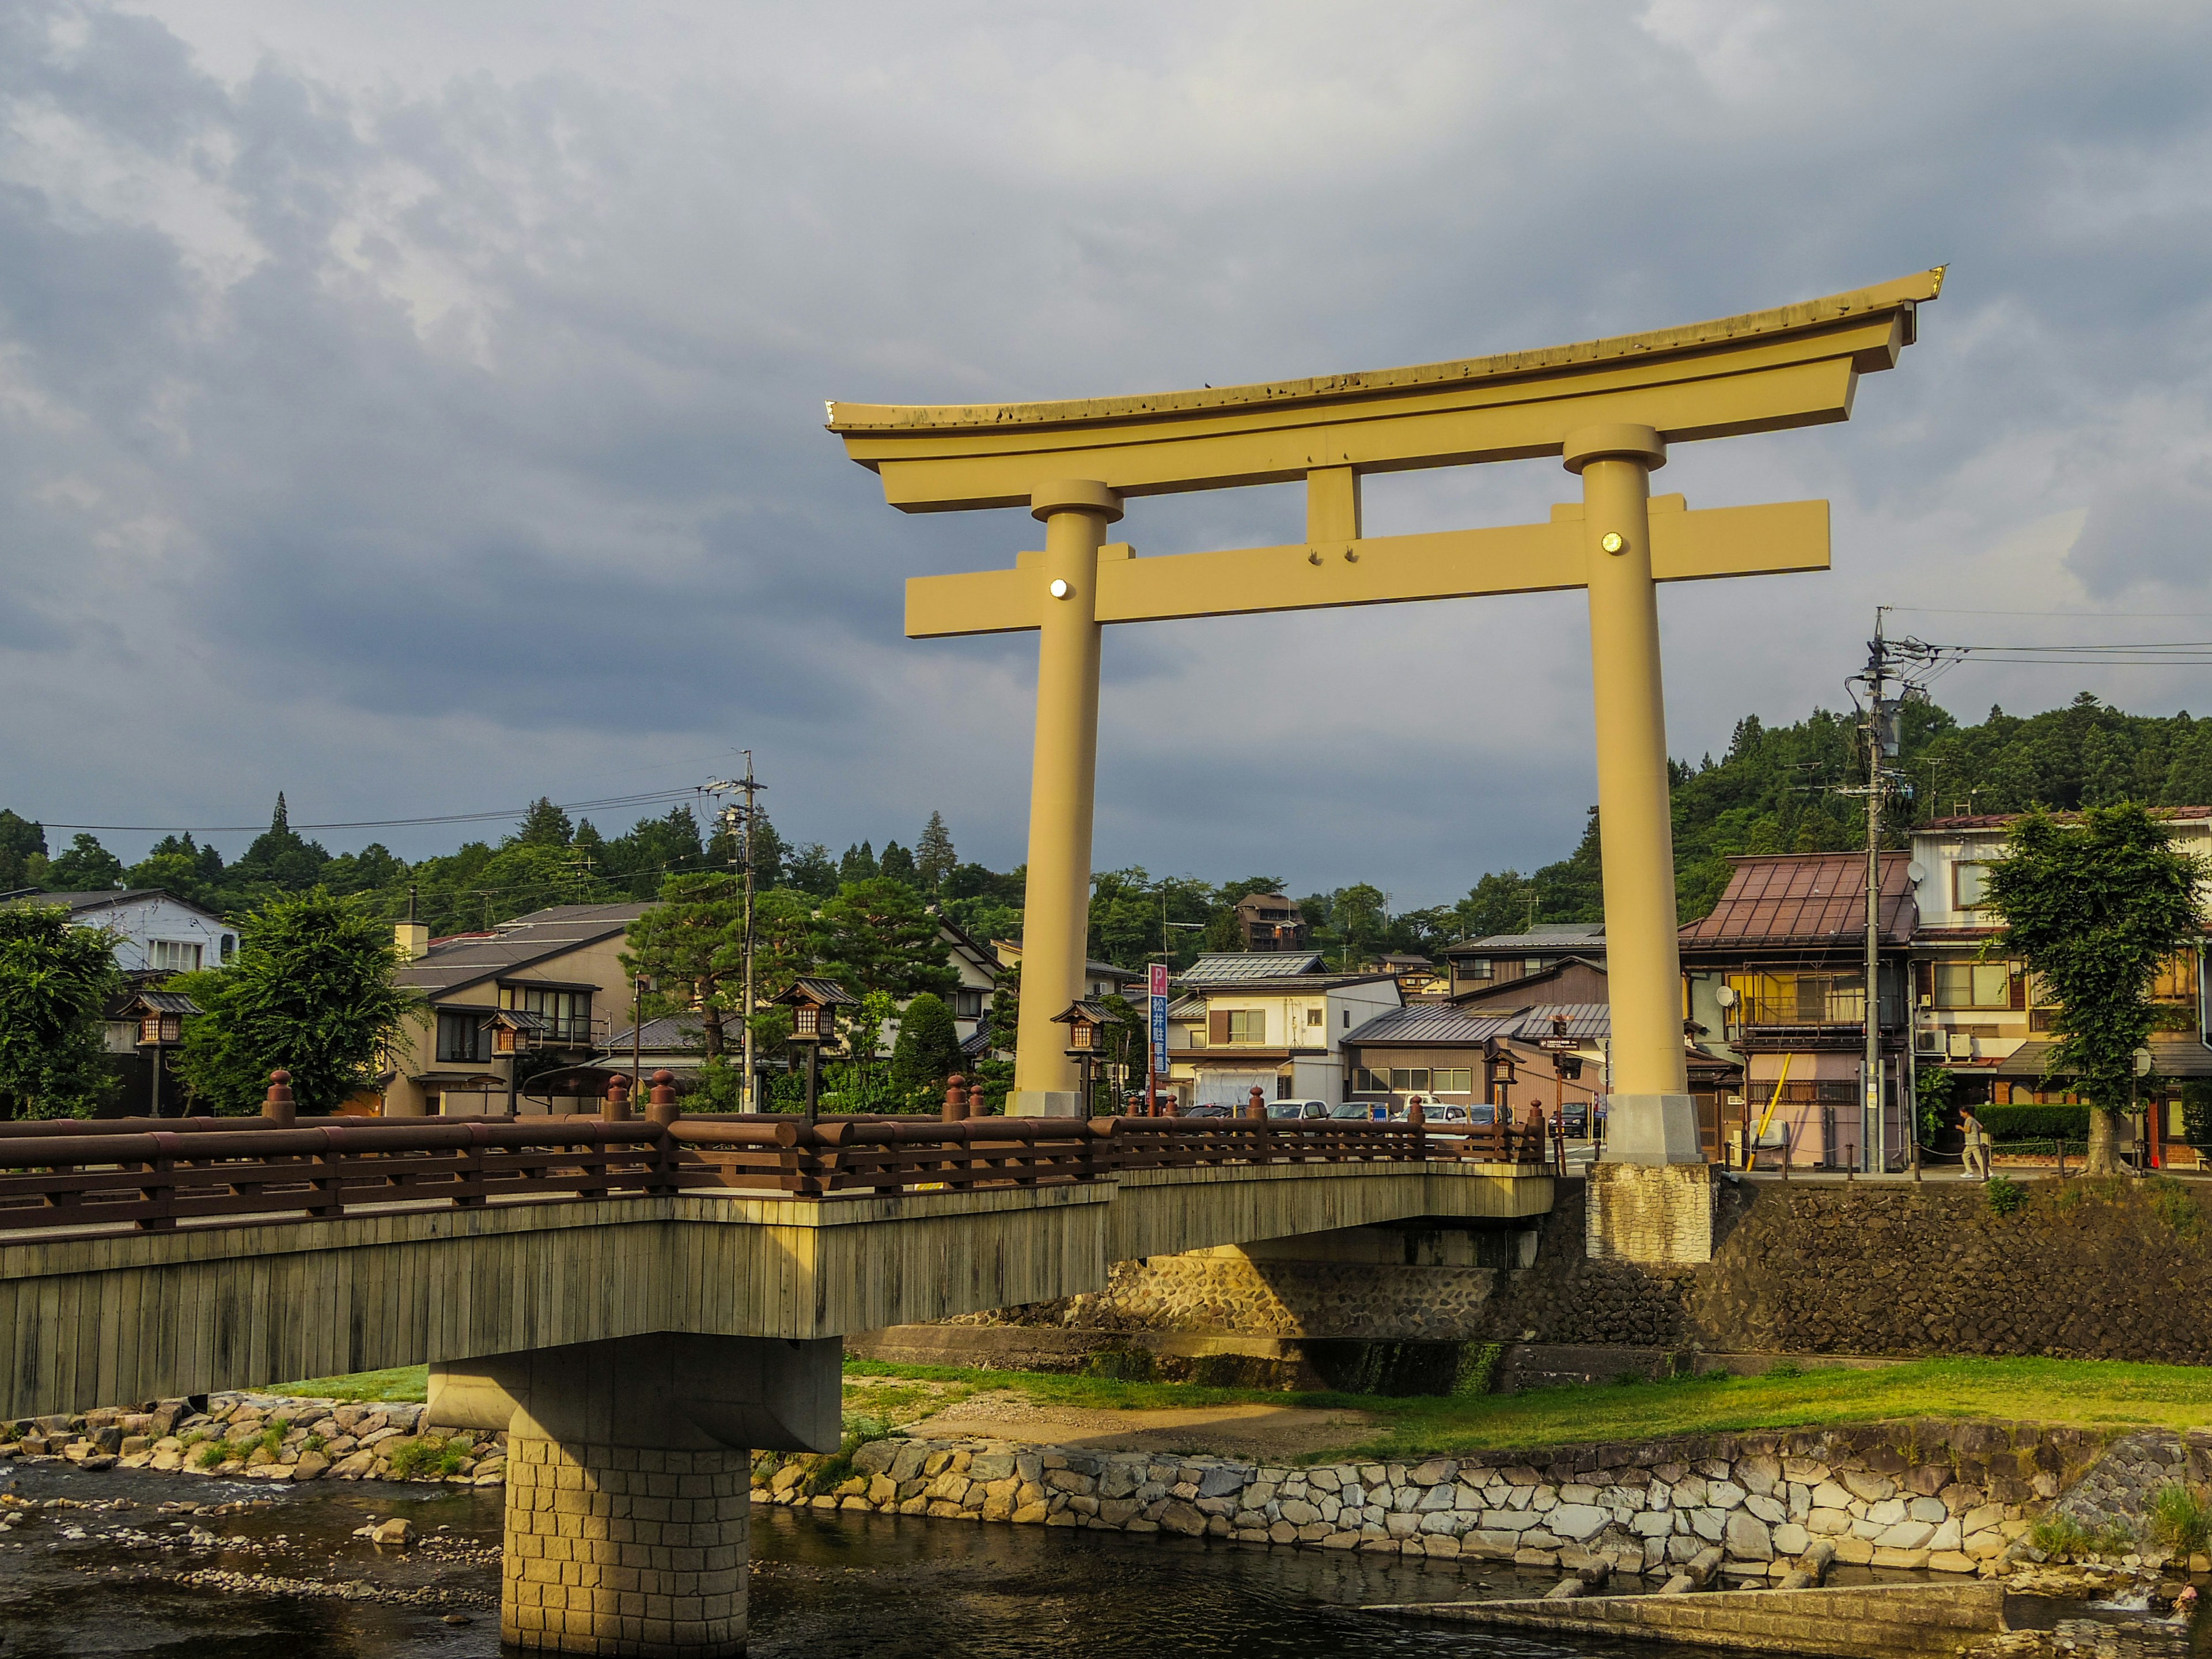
top-left (396, 902), bottom-right (650, 998)
top-left (1177, 951), bottom-right (1325, 984)
top-left (601, 1013), bottom-right (706, 1052)
top-left (1166, 995), bottom-right (1207, 1019)
top-left (1443, 925), bottom-right (1606, 955)
top-left (1994, 1040), bottom-right (2212, 1081)
top-left (1922, 806), bottom-right (2212, 832)
top-left (1, 888), bottom-right (229, 923)
top-left (122, 989), bottom-right (203, 1016)
top-left (1183, 972), bottom-right (1401, 994)
top-left (1345, 1001), bottom-right (1613, 1047)
top-left (1679, 853), bottom-right (1916, 950)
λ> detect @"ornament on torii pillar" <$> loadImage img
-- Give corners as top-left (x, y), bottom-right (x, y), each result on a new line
top-left (828, 269), bottom-right (1944, 1153)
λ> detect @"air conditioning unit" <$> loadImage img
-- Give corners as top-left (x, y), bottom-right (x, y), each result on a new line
top-left (1946, 1032), bottom-right (1976, 1060)
top-left (1913, 1028), bottom-right (1944, 1055)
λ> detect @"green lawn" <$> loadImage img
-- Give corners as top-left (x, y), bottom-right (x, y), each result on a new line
top-left (845, 1355), bottom-right (2212, 1462)
top-left (265, 1354), bottom-right (2212, 1462)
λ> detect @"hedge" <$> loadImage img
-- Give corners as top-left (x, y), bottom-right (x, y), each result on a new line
top-left (1980, 1103), bottom-right (2090, 1143)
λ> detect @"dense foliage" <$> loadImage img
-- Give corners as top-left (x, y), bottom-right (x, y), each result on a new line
top-left (172, 891), bottom-right (424, 1115)
top-left (14, 690), bottom-right (2212, 981)
top-left (1982, 804), bottom-right (2203, 1174)
top-left (0, 903), bottom-right (122, 1119)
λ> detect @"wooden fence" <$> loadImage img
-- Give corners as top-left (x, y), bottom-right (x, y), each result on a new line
top-left (0, 1109), bottom-right (1552, 1237)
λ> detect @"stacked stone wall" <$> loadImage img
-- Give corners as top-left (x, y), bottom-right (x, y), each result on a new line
top-left (966, 1175), bottom-right (2212, 1364)
top-left (763, 1417), bottom-right (2112, 1577)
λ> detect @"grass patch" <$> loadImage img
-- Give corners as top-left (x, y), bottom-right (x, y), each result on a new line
top-left (387, 1437), bottom-right (469, 1480)
top-left (1986, 1176), bottom-right (2027, 1216)
top-left (264, 1365), bottom-right (427, 1404)
top-left (843, 1354), bottom-right (2212, 1463)
top-left (2149, 1484), bottom-right (2211, 1555)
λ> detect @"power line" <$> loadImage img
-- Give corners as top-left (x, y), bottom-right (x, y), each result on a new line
top-left (26, 787), bottom-right (709, 836)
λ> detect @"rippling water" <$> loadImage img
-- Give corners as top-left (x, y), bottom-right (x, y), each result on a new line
top-left (0, 1456), bottom-right (2147, 1659)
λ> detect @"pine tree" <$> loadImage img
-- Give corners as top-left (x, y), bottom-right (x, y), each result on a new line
top-left (839, 841), bottom-right (878, 884)
top-left (916, 812), bottom-right (957, 893)
top-left (514, 797), bottom-right (575, 847)
top-left (878, 840), bottom-right (918, 887)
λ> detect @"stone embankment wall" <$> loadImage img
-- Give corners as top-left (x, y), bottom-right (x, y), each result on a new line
top-left (966, 1176), bottom-right (2212, 1364)
top-left (0, 1393), bottom-right (504, 1486)
top-left (758, 1418), bottom-right (2100, 1578)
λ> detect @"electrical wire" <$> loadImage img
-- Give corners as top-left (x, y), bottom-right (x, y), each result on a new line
top-left (28, 787), bottom-right (711, 835)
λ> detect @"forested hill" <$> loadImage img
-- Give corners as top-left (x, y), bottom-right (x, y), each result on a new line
top-left (1461, 692), bottom-right (2212, 934)
top-left (7, 692), bottom-right (2212, 961)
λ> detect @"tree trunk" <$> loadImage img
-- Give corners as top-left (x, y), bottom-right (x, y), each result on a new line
top-left (2084, 1105), bottom-right (2122, 1176)
top-left (700, 985), bottom-right (724, 1060)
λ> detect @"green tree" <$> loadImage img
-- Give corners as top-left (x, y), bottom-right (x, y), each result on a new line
top-left (812, 877), bottom-right (956, 998)
top-left (835, 987), bottom-right (900, 1107)
top-left (173, 890), bottom-right (422, 1115)
top-left (46, 832), bottom-right (124, 891)
top-left (228, 794), bottom-right (332, 894)
top-left (839, 841), bottom-right (878, 884)
top-left (878, 840), bottom-right (918, 887)
top-left (0, 810), bottom-right (47, 892)
top-left (623, 873), bottom-right (746, 1060)
top-left (889, 991), bottom-right (964, 1106)
top-left (513, 797), bottom-right (574, 847)
top-left (786, 842), bottom-right (839, 897)
top-left (1982, 804), bottom-right (2203, 1175)
top-left (0, 903), bottom-right (121, 1119)
top-left (915, 812), bottom-right (957, 895)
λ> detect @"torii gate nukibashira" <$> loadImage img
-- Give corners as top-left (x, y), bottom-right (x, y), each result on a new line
top-left (827, 269), bottom-right (1943, 1164)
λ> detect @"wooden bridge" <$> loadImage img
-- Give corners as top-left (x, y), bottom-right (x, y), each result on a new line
top-left (0, 1096), bottom-right (1556, 1656)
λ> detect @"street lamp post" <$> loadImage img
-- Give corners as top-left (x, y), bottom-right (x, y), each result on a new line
top-left (774, 978), bottom-right (860, 1127)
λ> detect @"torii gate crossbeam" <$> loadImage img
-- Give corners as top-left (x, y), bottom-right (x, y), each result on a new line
top-left (828, 269), bottom-right (1942, 1161)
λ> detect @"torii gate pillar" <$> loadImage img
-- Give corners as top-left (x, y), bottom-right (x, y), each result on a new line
top-left (1568, 423), bottom-right (1696, 1161)
top-left (1012, 479), bottom-right (1120, 1115)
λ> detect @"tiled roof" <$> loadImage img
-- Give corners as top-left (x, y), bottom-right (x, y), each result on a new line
top-left (1443, 924), bottom-right (1606, 955)
top-left (1679, 853), bottom-right (1915, 949)
top-left (1184, 973), bottom-right (1401, 994)
top-left (1995, 1039), bottom-right (2212, 1081)
top-left (398, 901), bottom-right (650, 998)
top-left (1347, 1001), bottom-right (1615, 1047)
top-left (1177, 951), bottom-right (1325, 984)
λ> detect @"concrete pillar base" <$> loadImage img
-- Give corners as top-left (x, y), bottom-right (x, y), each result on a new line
top-left (504, 1437), bottom-right (748, 1657)
top-left (1585, 1160), bottom-right (1715, 1265)
top-left (1600, 1093), bottom-right (1703, 1166)
top-left (1007, 1089), bottom-right (1083, 1118)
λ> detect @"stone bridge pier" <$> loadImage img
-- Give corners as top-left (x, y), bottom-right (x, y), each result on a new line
top-left (430, 1333), bottom-right (843, 1656)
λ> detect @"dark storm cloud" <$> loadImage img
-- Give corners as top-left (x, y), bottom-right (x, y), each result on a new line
top-left (3, 1), bottom-right (2212, 895)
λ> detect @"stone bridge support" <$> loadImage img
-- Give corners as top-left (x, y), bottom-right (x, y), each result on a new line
top-left (429, 1332), bottom-right (842, 1657)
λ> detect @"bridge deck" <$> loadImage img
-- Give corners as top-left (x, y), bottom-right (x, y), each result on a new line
top-left (1, 1156), bottom-right (1550, 1419)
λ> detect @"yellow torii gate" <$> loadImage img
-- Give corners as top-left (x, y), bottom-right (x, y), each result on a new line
top-left (827, 269), bottom-right (1942, 1162)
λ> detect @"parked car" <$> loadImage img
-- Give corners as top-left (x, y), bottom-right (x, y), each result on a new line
top-left (1182, 1103), bottom-right (1234, 1118)
top-left (1330, 1101), bottom-right (1387, 1121)
top-left (1557, 1101), bottom-right (1590, 1138)
top-left (1266, 1100), bottom-right (1330, 1121)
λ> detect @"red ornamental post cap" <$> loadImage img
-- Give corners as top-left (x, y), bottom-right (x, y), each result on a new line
top-left (647, 1067), bottom-right (680, 1126)
top-left (604, 1073), bottom-right (632, 1122)
top-left (943, 1073), bottom-right (968, 1122)
top-left (1247, 1085), bottom-right (1266, 1120)
top-left (967, 1077), bottom-right (986, 1118)
top-left (263, 1069), bottom-right (296, 1125)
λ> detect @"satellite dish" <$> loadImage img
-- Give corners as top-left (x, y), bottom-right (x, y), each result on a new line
top-left (1906, 861), bottom-right (1927, 885)
top-left (1714, 986), bottom-right (1738, 1009)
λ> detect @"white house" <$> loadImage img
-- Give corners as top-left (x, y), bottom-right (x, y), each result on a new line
top-left (1164, 971), bottom-right (1404, 1108)
top-left (4, 889), bottom-right (236, 976)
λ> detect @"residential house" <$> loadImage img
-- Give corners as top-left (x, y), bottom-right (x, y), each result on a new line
top-left (1678, 852), bottom-right (1916, 1171)
top-left (1377, 953), bottom-right (1446, 997)
top-left (1908, 810), bottom-right (2212, 1166)
top-left (1440, 925), bottom-right (1606, 997)
top-left (2, 889), bottom-right (237, 978)
top-left (1164, 971), bottom-right (1400, 1108)
top-left (1452, 954), bottom-right (1611, 1011)
top-left (990, 936), bottom-right (1143, 1003)
top-left (387, 902), bottom-right (649, 1117)
top-left (1343, 1002), bottom-right (1609, 1123)
top-left (1177, 950), bottom-right (1325, 986)
top-left (1234, 892), bottom-right (1309, 952)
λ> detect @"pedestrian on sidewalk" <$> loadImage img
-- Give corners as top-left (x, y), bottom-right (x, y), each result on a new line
top-left (1960, 1107), bottom-right (1991, 1181)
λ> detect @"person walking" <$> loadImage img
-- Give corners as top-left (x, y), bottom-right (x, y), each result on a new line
top-left (1960, 1107), bottom-right (1991, 1181)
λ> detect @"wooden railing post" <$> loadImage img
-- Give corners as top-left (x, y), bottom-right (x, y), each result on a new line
top-left (943, 1073), bottom-right (969, 1123)
top-left (261, 1069), bottom-right (296, 1129)
top-left (603, 1074), bottom-right (632, 1122)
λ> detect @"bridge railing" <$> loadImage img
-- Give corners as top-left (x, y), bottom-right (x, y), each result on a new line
top-left (0, 1109), bottom-right (1553, 1234)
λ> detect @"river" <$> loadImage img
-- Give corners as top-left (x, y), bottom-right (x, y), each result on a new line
top-left (0, 1456), bottom-right (2157, 1658)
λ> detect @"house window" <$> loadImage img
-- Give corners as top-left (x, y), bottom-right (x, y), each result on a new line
top-left (1524, 957), bottom-right (1547, 975)
top-left (1934, 961), bottom-right (2017, 1010)
top-left (1353, 1068), bottom-right (1389, 1093)
top-left (1432, 1069), bottom-right (1474, 1094)
top-left (219, 934), bottom-right (235, 963)
top-left (952, 989), bottom-right (985, 1021)
top-left (499, 986), bottom-right (593, 1045)
top-left (437, 1012), bottom-right (491, 1064)
top-left (148, 940), bottom-right (202, 973)
top-left (1306, 1006), bottom-right (1324, 1028)
top-left (1341, 1008), bottom-right (1350, 1029)
top-left (1389, 1067), bottom-right (1431, 1092)
top-left (1954, 861), bottom-right (1993, 910)
top-left (1226, 1009), bottom-right (1266, 1044)
top-left (1461, 959), bottom-right (1493, 981)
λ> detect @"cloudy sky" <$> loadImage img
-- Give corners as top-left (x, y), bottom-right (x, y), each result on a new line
top-left (3, 1), bottom-right (2210, 906)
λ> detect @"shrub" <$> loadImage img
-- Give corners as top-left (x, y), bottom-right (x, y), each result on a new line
top-left (1083, 1347), bottom-right (1156, 1382)
top-left (2031, 1514), bottom-right (2089, 1558)
top-left (1987, 1176), bottom-right (2027, 1217)
top-left (1764, 1359), bottom-right (1805, 1380)
top-left (2149, 1485), bottom-right (2211, 1556)
top-left (387, 1437), bottom-right (469, 1480)
top-left (304, 1432), bottom-right (327, 1455)
top-left (196, 1440), bottom-right (234, 1469)
top-left (2182, 1081), bottom-right (2212, 1150)
top-left (802, 1417), bottom-right (893, 1496)
top-left (1452, 1343), bottom-right (1505, 1399)
top-left (1981, 1104), bottom-right (2092, 1143)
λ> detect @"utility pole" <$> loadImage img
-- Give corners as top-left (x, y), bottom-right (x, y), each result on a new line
top-left (708, 756), bottom-right (763, 1110)
top-left (1855, 609), bottom-right (1907, 1177)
